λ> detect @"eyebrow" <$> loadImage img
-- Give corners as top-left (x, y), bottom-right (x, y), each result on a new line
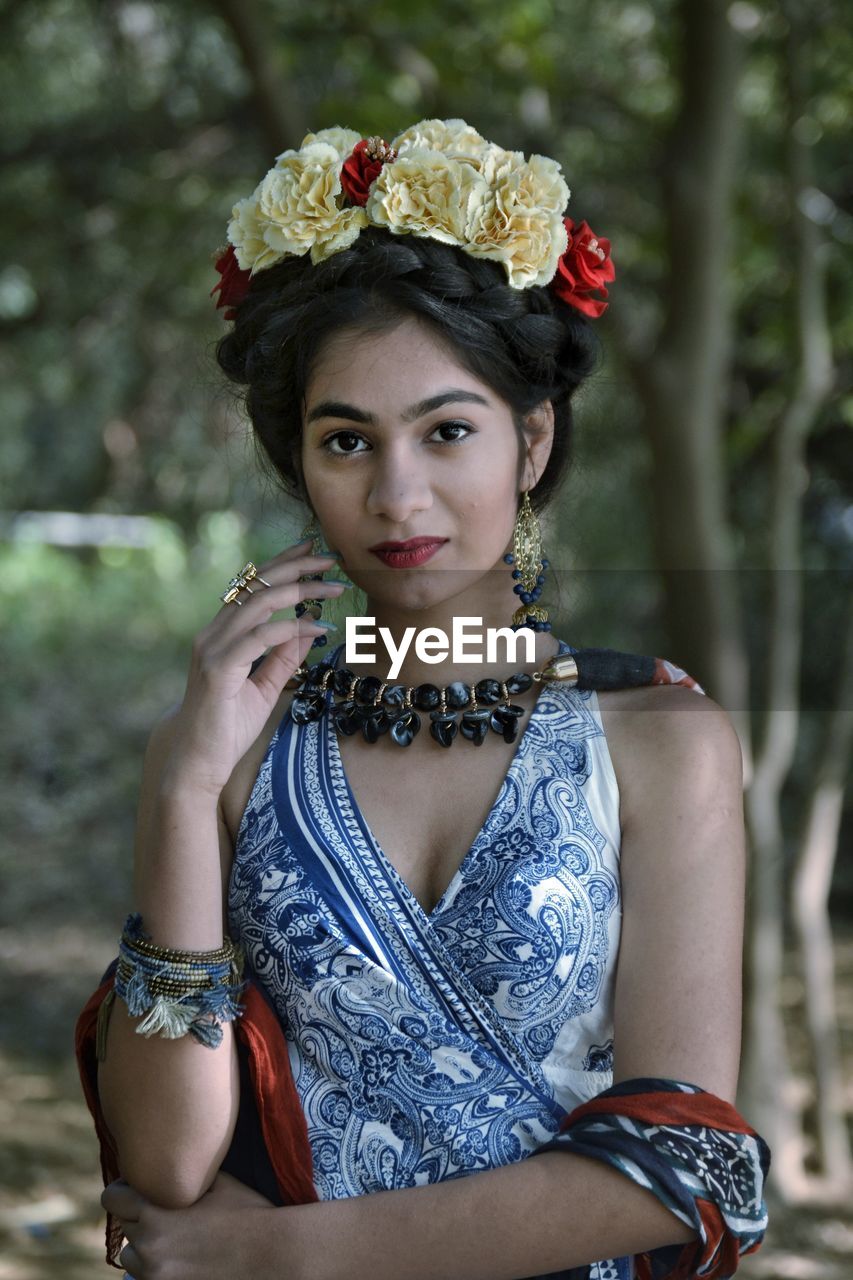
top-left (305, 388), bottom-right (491, 427)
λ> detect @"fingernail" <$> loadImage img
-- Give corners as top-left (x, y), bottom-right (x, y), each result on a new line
top-left (324, 578), bottom-right (351, 586)
top-left (309, 619), bottom-right (338, 630)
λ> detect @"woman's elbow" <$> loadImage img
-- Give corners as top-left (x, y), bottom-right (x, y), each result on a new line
top-left (96, 1014), bottom-right (240, 1207)
top-left (113, 1143), bottom-right (224, 1209)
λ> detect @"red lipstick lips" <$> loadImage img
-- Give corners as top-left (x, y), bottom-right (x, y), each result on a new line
top-left (368, 537), bottom-right (447, 567)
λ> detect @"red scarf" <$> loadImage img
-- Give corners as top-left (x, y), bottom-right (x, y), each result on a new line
top-left (76, 974), bottom-right (316, 1267)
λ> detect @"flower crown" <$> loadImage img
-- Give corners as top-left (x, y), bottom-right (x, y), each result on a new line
top-left (211, 118), bottom-right (615, 322)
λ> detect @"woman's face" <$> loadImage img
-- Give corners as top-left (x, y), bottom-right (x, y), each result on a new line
top-left (300, 315), bottom-right (553, 619)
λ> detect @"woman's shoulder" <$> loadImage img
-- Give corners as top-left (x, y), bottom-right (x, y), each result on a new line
top-left (595, 680), bottom-right (733, 758)
top-left (595, 682), bottom-right (742, 833)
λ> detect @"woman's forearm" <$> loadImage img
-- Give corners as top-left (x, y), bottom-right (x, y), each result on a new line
top-left (133, 773), bottom-right (227, 947)
top-left (272, 1150), bottom-right (698, 1280)
top-left (97, 778), bottom-right (239, 1209)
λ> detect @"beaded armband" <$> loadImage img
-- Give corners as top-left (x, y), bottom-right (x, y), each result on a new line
top-left (113, 914), bottom-right (246, 1049)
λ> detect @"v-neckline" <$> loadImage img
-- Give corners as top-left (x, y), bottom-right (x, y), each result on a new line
top-left (322, 638), bottom-right (573, 924)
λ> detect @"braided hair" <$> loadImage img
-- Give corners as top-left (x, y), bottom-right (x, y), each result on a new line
top-left (216, 226), bottom-right (601, 512)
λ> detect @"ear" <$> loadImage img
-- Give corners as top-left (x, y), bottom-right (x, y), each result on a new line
top-left (519, 400), bottom-right (555, 493)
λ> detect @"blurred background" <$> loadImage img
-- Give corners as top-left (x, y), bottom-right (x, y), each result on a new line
top-left (0, 0), bottom-right (851, 1275)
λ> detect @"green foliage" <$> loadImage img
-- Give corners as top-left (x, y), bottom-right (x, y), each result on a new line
top-left (2, 0), bottom-right (848, 554)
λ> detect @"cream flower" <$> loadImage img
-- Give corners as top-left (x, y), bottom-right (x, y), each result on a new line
top-left (467, 203), bottom-right (568, 289)
top-left (465, 149), bottom-right (570, 287)
top-left (227, 184), bottom-right (283, 273)
top-left (473, 142), bottom-right (522, 177)
top-left (308, 211), bottom-right (369, 263)
top-left (252, 143), bottom-right (368, 264)
top-left (392, 118), bottom-right (491, 168)
top-left (482, 150), bottom-right (570, 216)
top-left (366, 149), bottom-right (489, 245)
top-left (295, 126), bottom-right (364, 159)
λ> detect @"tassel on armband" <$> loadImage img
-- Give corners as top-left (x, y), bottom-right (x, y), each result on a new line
top-left (113, 913), bottom-right (247, 1050)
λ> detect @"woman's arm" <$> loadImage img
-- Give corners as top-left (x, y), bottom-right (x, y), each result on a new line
top-left (96, 709), bottom-right (241, 1209)
top-left (92, 545), bottom-right (341, 1219)
top-left (264, 1147), bottom-right (698, 1280)
top-left (107, 1149), bottom-right (696, 1280)
top-left (608, 684), bottom-right (745, 1099)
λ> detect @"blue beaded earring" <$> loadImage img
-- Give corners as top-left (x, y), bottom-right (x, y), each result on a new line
top-left (294, 515), bottom-right (330, 649)
top-left (504, 490), bottom-right (551, 633)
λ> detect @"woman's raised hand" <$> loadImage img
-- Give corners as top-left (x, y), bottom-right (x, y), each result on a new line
top-left (164, 538), bottom-right (347, 798)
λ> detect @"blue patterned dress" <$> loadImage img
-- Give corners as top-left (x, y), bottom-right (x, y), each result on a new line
top-left (228, 638), bottom-right (634, 1280)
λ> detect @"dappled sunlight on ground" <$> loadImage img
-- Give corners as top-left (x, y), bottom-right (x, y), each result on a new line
top-left (0, 1052), bottom-right (111, 1278)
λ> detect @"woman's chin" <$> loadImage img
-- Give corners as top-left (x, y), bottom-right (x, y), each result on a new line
top-left (351, 565), bottom-right (486, 611)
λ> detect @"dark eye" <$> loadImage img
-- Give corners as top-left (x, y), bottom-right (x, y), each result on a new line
top-left (431, 421), bottom-right (473, 443)
top-left (323, 430), bottom-right (368, 456)
top-left (321, 422), bottom-right (473, 455)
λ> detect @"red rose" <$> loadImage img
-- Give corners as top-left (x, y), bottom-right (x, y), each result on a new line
top-left (549, 217), bottom-right (615, 319)
top-left (210, 244), bottom-right (252, 320)
top-left (340, 137), bottom-right (397, 207)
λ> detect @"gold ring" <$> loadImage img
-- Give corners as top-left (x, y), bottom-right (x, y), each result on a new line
top-left (220, 561), bottom-right (272, 606)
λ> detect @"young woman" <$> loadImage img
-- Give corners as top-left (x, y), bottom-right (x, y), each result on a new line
top-left (77, 120), bottom-right (770, 1280)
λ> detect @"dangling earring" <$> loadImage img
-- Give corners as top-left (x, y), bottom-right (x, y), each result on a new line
top-left (295, 514), bottom-right (329, 649)
top-left (503, 490), bottom-right (551, 633)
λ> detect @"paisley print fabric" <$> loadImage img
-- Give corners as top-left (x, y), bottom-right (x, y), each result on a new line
top-left (229, 639), bottom-right (628, 1207)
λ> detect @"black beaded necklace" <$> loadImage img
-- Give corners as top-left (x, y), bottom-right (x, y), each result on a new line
top-left (288, 642), bottom-right (582, 748)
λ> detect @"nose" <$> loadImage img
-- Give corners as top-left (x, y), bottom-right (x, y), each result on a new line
top-left (365, 440), bottom-right (433, 523)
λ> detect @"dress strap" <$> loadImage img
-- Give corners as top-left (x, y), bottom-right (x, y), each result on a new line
top-left (567, 647), bottom-right (705, 695)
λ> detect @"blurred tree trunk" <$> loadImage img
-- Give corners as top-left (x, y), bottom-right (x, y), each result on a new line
top-left (791, 599), bottom-right (853, 1199)
top-left (607, 0), bottom-right (751, 730)
top-left (633, 0), bottom-right (750, 725)
top-left (213, 0), bottom-right (306, 153)
top-left (607, 0), bottom-right (837, 1202)
top-left (738, 0), bottom-right (836, 1201)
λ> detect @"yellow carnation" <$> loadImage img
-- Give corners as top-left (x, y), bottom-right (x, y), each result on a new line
top-left (391, 118), bottom-right (491, 169)
top-left (308, 212), bottom-right (369, 264)
top-left (227, 185), bottom-right (282, 273)
top-left (466, 151), bottom-right (570, 287)
top-left (366, 149), bottom-right (489, 245)
top-left (480, 150), bottom-right (570, 216)
top-left (296, 126), bottom-right (364, 159)
top-left (253, 143), bottom-right (368, 264)
top-left (467, 206), bottom-right (568, 288)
